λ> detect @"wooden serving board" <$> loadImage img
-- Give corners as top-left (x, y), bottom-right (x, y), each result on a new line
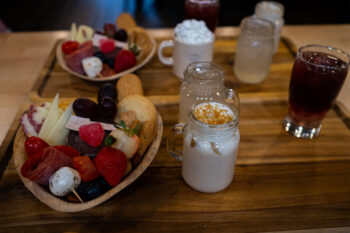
top-left (1, 99), bottom-right (350, 231)
top-left (151, 99), bottom-right (350, 167)
top-left (29, 35), bottom-right (296, 103)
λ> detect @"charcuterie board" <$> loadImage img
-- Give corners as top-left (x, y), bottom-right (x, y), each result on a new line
top-left (12, 113), bottom-right (163, 212)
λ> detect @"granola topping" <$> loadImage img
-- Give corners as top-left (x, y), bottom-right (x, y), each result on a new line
top-left (193, 102), bottom-right (233, 125)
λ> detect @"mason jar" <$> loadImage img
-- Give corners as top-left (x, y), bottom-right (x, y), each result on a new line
top-left (234, 16), bottom-right (275, 84)
top-left (255, 1), bottom-right (284, 53)
top-left (179, 61), bottom-right (239, 123)
top-left (167, 101), bottom-right (240, 193)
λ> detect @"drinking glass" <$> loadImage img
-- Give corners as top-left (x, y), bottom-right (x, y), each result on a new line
top-left (179, 62), bottom-right (239, 123)
top-left (234, 16), bottom-right (275, 84)
top-left (184, 0), bottom-right (220, 32)
top-left (283, 44), bottom-right (350, 139)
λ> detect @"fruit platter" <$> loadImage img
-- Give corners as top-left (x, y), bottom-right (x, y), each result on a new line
top-left (13, 74), bottom-right (163, 212)
top-left (56, 13), bottom-right (156, 82)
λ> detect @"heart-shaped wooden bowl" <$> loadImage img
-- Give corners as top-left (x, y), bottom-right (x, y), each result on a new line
top-left (13, 113), bottom-right (163, 212)
top-left (56, 36), bottom-right (156, 82)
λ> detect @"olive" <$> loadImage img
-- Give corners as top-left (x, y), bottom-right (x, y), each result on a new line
top-left (114, 29), bottom-right (128, 42)
top-left (73, 98), bottom-right (98, 119)
top-left (98, 83), bottom-right (117, 103)
top-left (98, 97), bottom-right (117, 119)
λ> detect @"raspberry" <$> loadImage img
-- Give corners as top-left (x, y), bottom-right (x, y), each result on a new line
top-left (79, 123), bottom-right (105, 147)
top-left (100, 38), bottom-right (115, 54)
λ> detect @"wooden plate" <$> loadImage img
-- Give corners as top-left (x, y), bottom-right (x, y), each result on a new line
top-left (56, 37), bottom-right (156, 82)
top-left (13, 113), bottom-right (163, 212)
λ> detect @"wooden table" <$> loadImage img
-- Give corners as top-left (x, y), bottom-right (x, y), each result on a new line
top-left (1, 26), bottom-right (350, 233)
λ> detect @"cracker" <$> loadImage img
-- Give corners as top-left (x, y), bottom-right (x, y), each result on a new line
top-left (117, 74), bottom-right (144, 101)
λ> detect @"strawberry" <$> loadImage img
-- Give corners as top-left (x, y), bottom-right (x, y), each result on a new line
top-left (94, 147), bottom-right (127, 187)
top-left (79, 123), bottom-right (105, 147)
top-left (73, 156), bottom-right (100, 182)
top-left (114, 50), bottom-right (136, 73)
top-left (53, 145), bottom-right (80, 158)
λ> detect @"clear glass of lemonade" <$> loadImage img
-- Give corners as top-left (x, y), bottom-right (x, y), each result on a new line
top-left (234, 16), bottom-right (275, 84)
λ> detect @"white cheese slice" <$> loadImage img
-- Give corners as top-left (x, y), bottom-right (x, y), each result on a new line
top-left (46, 103), bottom-right (73, 146)
top-left (38, 93), bottom-right (60, 139)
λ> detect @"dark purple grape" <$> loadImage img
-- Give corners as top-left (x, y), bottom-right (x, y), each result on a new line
top-left (114, 29), bottom-right (128, 42)
top-left (98, 83), bottom-right (117, 102)
top-left (98, 97), bottom-right (117, 119)
top-left (103, 23), bottom-right (116, 38)
top-left (73, 98), bottom-right (98, 119)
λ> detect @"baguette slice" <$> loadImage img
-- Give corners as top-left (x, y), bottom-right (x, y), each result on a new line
top-left (117, 74), bottom-right (144, 101)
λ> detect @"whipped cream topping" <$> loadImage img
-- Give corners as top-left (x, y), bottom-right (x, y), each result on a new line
top-left (174, 19), bottom-right (214, 44)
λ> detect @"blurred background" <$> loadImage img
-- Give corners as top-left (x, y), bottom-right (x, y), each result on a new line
top-left (0, 0), bottom-right (350, 32)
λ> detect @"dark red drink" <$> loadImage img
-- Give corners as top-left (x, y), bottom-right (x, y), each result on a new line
top-left (185, 0), bottom-right (219, 32)
top-left (288, 49), bottom-right (349, 128)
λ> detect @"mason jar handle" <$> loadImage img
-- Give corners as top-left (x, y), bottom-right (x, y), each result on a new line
top-left (166, 123), bottom-right (187, 161)
top-left (225, 88), bottom-right (240, 113)
top-left (158, 40), bottom-right (174, 66)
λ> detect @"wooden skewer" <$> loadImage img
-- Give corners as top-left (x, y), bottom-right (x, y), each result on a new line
top-left (72, 189), bottom-right (84, 203)
top-left (97, 72), bottom-right (104, 78)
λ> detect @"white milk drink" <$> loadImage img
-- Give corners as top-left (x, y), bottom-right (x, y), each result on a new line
top-left (168, 101), bottom-right (240, 193)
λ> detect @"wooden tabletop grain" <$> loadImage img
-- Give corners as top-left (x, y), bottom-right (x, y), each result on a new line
top-left (1, 26), bottom-right (350, 233)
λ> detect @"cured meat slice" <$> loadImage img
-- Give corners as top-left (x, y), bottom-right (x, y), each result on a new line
top-left (21, 147), bottom-right (74, 186)
top-left (64, 41), bottom-right (94, 74)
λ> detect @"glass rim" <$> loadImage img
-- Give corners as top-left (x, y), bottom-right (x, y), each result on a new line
top-left (297, 44), bottom-right (350, 70)
top-left (186, 0), bottom-right (219, 5)
top-left (240, 15), bottom-right (275, 36)
top-left (255, 1), bottom-right (285, 15)
top-left (183, 61), bottom-right (224, 80)
top-left (188, 101), bottom-right (240, 129)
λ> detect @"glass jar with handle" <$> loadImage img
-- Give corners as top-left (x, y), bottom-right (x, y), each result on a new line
top-left (179, 61), bottom-right (239, 123)
top-left (167, 101), bottom-right (240, 193)
top-left (254, 1), bottom-right (284, 54)
top-left (234, 16), bottom-right (275, 84)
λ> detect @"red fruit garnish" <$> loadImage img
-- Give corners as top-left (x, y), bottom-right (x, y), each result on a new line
top-left (100, 38), bottom-right (115, 54)
top-left (73, 156), bottom-right (100, 182)
top-left (61, 40), bottom-right (79, 55)
top-left (24, 136), bottom-right (49, 158)
top-left (79, 123), bottom-right (105, 147)
top-left (53, 145), bottom-right (80, 158)
top-left (94, 147), bottom-right (127, 187)
top-left (114, 50), bottom-right (136, 73)
top-left (100, 64), bottom-right (116, 77)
